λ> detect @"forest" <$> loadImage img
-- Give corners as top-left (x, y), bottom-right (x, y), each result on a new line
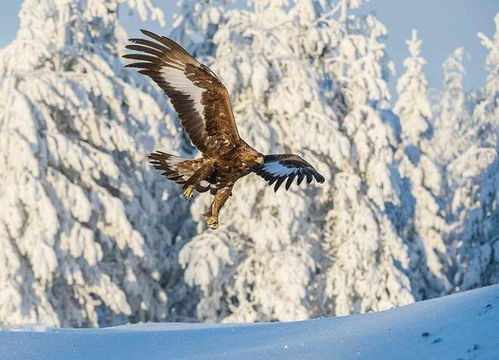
top-left (0, 0), bottom-right (497, 328)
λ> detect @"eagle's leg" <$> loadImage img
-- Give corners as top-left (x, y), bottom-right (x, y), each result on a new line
top-left (206, 186), bottom-right (232, 229)
top-left (182, 160), bottom-right (215, 200)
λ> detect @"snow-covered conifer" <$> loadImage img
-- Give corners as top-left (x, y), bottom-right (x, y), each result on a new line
top-left (170, 0), bottom-right (234, 58)
top-left (450, 14), bottom-right (499, 290)
top-left (394, 30), bottom-right (450, 297)
top-left (470, 14), bottom-right (499, 148)
top-left (0, 0), bottom-right (184, 326)
top-left (394, 30), bottom-right (431, 145)
top-left (321, 7), bottom-right (418, 315)
top-left (177, 0), bottom-right (420, 321)
top-left (431, 48), bottom-right (471, 166)
top-left (178, 0), bottom-right (344, 323)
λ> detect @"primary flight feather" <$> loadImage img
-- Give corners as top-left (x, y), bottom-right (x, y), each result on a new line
top-left (124, 30), bottom-right (325, 229)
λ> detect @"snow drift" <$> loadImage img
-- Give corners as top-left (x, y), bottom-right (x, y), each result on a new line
top-left (2, 284), bottom-right (498, 360)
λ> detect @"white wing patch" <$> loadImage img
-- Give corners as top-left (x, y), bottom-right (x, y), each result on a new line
top-left (161, 67), bottom-right (205, 120)
top-left (262, 161), bottom-right (297, 177)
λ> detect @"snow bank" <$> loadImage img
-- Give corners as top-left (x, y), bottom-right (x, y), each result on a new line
top-left (1, 284), bottom-right (498, 360)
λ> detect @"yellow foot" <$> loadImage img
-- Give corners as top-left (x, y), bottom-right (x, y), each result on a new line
top-left (182, 186), bottom-right (194, 200)
top-left (206, 216), bottom-right (219, 230)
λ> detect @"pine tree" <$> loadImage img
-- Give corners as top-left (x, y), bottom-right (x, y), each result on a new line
top-left (394, 30), bottom-right (431, 145)
top-left (178, 0), bottom-right (342, 322)
top-left (431, 48), bottom-right (471, 166)
top-left (426, 48), bottom-right (473, 286)
top-left (394, 30), bottom-right (450, 297)
top-left (451, 14), bottom-right (499, 291)
top-left (176, 0), bottom-right (420, 321)
top-left (0, 0), bottom-right (185, 326)
top-left (320, 6), bottom-right (418, 315)
top-left (471, 14), bottom-right (499, 148)
top-left (170, 0), bottom-right (234, 58)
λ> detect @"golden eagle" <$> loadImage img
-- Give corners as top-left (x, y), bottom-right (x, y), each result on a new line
top-left (124, 30), bottom-right (325, 229)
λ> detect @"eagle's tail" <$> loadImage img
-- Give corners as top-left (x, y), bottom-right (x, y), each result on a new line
top-left (148, 151), bottom-right (211, 193)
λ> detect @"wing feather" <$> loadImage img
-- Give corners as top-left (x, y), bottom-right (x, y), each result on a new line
top-left (253, 154), bottom-right (325, 192)
top-left (274, 177), bottom-right (287, 192)
top-left (124, 30), bottom-right (240, 155)
top-left (297, 172), bottom-right (305, 185)
top-left (285, 174), bottom-right (296, 190)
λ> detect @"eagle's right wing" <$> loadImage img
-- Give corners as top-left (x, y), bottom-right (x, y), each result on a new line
top-left (123, 30), bottom-right (240, 156)
top-left (253, 154), bottom-right (325, 192)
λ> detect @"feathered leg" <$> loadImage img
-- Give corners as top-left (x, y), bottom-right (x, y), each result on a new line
top-left (182, 159), bottom-right (215, 200)
top-left (206, 187), bottom-right (232, 229)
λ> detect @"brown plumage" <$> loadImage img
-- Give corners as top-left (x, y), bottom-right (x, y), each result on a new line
top-left (124, 30), bottom-right (325, 229)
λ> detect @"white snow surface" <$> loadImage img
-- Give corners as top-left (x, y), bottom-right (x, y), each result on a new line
top-left (2, 284), bottom-right (498, 360)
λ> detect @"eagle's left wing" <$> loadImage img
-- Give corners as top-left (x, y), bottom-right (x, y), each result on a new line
top-left (123, 30), bottom-right (240, 156)
top-left (253, 154), bottom-right (325, 192)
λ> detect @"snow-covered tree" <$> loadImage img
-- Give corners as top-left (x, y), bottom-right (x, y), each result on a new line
top-left (454, 156), bottom-right (498, 290)
top-left (470, 14), bottom-right (499, 148)
top-left (178, 0), bottom-right (344, 323)
top-left (3, 0), bottom-right (495, 329)
top-left (431, 47), bottom-right (471, 166)
top-left (450, 14), bottom-right (499, 291)
top-left (425, 48), bottom-right (474, 285)
top-left (394, 30), bottom-right (431, 145)
top-left (320, 7), bottom-right (419, 315)
top-left (170, 0), bottom-right (234, 58)
top-left (175, 0), bottom-right (421, 322)
top-left (393, 30), bottom-right (450, 297)
top-left (0, 0), bottom-right (185, 327)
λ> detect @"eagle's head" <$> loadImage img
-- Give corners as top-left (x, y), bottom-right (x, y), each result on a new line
top-left (248, 151), bottom-right (264, 166)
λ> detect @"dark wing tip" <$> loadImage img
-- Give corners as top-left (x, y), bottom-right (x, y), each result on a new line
top-left (123, 62), bottom-right (152, 69)
top-left (305, 172), bottom-right (313, 184)
top-left (121, 53), bottom-right (139, 59)
top-left (297, 172), bottom-right (305, 185)
top-left (315, 171), bottom-right (325, 183)
top-left (274, 177), bottom-right (286, 192)
top-left (285, 173), bottom-right (297, 191)
top-left (140, 29), bottom-right (155, 37)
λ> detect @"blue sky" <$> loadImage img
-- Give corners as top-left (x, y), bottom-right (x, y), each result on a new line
top-left (1, 1), bottom-right (497, 95)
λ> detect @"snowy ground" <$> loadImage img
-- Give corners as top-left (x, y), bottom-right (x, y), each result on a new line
top-left (1, 284), bottom-right (498, 360)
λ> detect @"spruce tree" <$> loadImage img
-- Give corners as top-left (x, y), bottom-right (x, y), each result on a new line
top-left (394, 30), bottom-right (450, 298)
top-left (176, 0), bottom-right (420, 321)
top-left (0, 0), bottom-right (184, 326)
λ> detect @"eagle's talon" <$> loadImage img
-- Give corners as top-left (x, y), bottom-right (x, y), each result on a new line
top-left (182, 186), bottom-right (194, 200)
top-left (206, 216), bottom-right (219, 229)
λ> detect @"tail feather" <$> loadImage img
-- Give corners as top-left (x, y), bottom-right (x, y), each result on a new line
top-left (149, 151), bottom-right (188, 183)
top-left (149, 151), bottom-right (211, 193)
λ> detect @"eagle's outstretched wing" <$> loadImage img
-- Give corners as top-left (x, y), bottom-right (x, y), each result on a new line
top-left (123, 30), bottom-right (240, 155)
top-left (253, 154), bottom-right (325, 192)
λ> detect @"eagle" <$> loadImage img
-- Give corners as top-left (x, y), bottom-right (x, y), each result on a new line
top-left (124, 30), bottom-right (325, 229)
